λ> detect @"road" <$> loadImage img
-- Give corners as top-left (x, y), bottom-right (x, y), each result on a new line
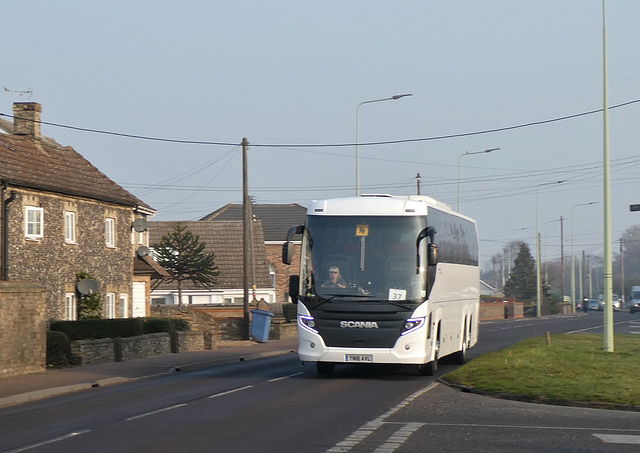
top-left (1, 312), bottom-right (639, 453)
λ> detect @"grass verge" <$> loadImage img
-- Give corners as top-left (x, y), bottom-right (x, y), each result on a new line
top-left (442, 334), bottom-right (640, 407)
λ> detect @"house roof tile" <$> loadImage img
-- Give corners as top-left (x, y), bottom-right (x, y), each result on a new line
top-left (0, 115), bottom-right (153, 212)
top-left (149, 220), bottom-right (272, 290)
top-left (200, 203), bottom-right (307, 241)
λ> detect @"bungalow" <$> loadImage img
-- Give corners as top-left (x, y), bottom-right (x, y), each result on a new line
top-left (200, 203), bottom-right (306, 302)
top-left (148, 220), bottom-right (275, 305)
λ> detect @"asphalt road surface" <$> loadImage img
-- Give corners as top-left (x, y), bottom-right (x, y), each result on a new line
top-left (1, 311), bottom-right (639, 453)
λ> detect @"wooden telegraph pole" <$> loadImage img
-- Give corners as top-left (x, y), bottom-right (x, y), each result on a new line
top-left (242, 138), bottom-right (250, 340)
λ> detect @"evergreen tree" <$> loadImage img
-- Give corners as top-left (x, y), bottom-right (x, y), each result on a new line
top-left (504, 242), bottom-right (537, 302)
top-left (152, 224), bottom-right (220, 306)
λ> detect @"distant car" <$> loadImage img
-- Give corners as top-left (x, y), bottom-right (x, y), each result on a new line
top-left (612, 294), bottom-right (621, 311)
top-left (587, 299), bottom-right (600, 311)
top-left (631, 300), bottom-right (640, 314)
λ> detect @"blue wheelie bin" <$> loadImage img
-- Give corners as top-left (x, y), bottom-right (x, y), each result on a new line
top-left (250, 309), bottom-right (274, 342)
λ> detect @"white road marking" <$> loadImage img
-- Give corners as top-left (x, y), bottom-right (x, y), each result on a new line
top-left (126, 403), bottom-right (187, 420)
top-left (208, 385), bottom-right (254, 398)
top-left (594, 434), bottom-right (640, 444)
top-left (326, 382), bottom-right (439, 452)
top-left (268, 372), bottom-right (304, 382)
top-left (2, 430), bottom-right (90, 453)
top-left (372, 422), bottom-right (424, 453)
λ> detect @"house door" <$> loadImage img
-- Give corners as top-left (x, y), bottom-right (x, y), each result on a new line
top-left (132, 282), bottom-right (147, 317)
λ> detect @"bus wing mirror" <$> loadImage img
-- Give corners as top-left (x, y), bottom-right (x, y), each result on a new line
top-left (288, 275), bottom-right (300, 304)
top-left (416, 226), bottom-right (437, 272)
top-left (282, 225), bottom-right (305, 265)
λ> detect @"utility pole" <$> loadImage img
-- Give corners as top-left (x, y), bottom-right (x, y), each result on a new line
top-left (560, 216), bottom-right (565, 304)
top-left (242, 138), bottom-right (250, 340)
top-left (416, 173), bottom-right (421, 195)
top-left (620, 238), bottom-right (625, 306)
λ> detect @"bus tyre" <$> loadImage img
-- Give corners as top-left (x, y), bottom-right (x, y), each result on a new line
top-left (418, 359), bottom-right (437, 376)
top-left (452, 337), bottom-right (469, 365)
top-left (316, 362), bottom-right (336, 376)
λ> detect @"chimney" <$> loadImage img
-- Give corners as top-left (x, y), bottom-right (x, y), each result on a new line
top-left (13, 102), bottom-right (42, 139)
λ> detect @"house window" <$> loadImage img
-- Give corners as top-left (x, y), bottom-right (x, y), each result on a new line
top-left (64, 211), bottom-right (77, 244)
top-left (119, 293), bottom-right (128, 318)
top-left (65, 293), bottom-right (77, 321)
top-left (106, 292), bottom-right (116, 319)
top-left (105, 218), bottom-right (115, 247)
top-left (25, 206), bottom-right (44, 238)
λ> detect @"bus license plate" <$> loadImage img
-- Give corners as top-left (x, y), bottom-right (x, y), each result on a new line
top-left (346, 354), bottom-right (373, 363)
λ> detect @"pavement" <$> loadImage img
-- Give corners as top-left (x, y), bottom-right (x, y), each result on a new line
top-left (0, 338), bottom-right (298, 409)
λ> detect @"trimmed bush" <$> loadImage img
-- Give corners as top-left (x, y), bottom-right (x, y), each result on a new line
top-left (46, 330), bottom-right (72, 368)
top-left (282, 303), bottom-right (297, 323)
top-left (50, 318), bottom-right (145, 340)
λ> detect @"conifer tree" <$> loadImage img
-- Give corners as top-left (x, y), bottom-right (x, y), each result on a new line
top-left (152, 224), bottom-right (220, 306)
top-left (504, 242), bottom-right (537, 302)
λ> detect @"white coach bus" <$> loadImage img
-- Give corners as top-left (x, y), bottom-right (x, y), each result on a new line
top-left (282, 194), bottom-right (479, 375)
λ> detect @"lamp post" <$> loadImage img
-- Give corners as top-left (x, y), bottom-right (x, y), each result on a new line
top-left (571, 202), bottom-right (597, 312)
top-left (457, 147), bottom-right (500, 211)
top-left (355, 94), bottom-right (412, 196)
top-left (536, 180), bottom-right (566, 317)
top-left (602, 0), bottom-right (614, 353)
top-left (506, 226), bottom-right (530, 279)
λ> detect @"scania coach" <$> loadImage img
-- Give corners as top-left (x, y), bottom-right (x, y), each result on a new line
top-left (282, 194), bottom-right (479, 375)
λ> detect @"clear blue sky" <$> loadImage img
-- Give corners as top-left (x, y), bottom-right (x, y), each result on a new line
top-left (3, 1), bottom-right (640, 269)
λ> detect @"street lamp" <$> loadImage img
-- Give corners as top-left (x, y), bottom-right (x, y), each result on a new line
top-left (355, 94), bottom-right (412, 196)
top-left (536, 180), bottom-right (566, 318)
top-left (457, 147), bottom-right (500, 211)
top-left (571, 202), bottom-right (597, 312)
top-left (506, 226), bottom-right (530, 281)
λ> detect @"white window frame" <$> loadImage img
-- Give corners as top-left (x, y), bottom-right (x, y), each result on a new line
top-left (25, 206), bottom-right (44, 239)
top-left (65, 293), bottom-right (77, 321)
top-left (106, 292), bottom-right (116, 319)
top-left (64, 211), bottom-right (77, 244)
top-left (105, 218), bottom-right (115, 247)
top-left (119, 293), bottom-right (128, 318)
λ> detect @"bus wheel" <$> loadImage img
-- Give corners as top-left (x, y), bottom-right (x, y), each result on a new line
top-left (418, 359), bottom-right (437, 376)
top-left (452, 338), bottom-right (468, 365)
top-left (316, 362), bottom-right (336, 376)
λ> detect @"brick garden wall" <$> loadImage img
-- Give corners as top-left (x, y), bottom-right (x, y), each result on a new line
top-left (0, 281), bottom-right (47, 377)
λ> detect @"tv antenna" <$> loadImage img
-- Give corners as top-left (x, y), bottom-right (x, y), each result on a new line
top-left (3, 86), bottom-right (33, 100)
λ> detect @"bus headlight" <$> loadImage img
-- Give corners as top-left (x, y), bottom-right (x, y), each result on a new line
top-left (299, 315), bottom-right (318, 334)
top-left (401, 317), bottom-right (425, 336)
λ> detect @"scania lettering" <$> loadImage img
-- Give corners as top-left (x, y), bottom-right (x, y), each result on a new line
top-left (340, 321), bottom-right (379, 329)
top-left (282, 195), bottom-right (479, 376)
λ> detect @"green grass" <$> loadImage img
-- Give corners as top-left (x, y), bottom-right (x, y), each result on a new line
top-left (442, 334), bottom-right (640, 407)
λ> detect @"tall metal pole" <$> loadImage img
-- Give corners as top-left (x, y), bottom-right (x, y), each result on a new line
top-left (620, 238), bottom-right (625, 307)
top-left (242, 137), bottom-right (250, 340)
top-left (571, 202), bottom-right (597, 312)
top-left (560, 216), bottom-right (565, 304)
top-left (602, 0), bottom-right (614, 352)
top-left (536, 180), bottom-right (566, 317)
top-left (355, 94), bottom-right (412, 196)
top-left (456, 147), bottom-right (500, 212)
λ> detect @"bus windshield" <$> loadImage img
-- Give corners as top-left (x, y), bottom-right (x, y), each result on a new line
top-left (300, 215), bottom-right (428, 303)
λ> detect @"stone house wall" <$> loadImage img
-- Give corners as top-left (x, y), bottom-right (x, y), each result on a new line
top-left (5, 188), bottom-right (135, 321)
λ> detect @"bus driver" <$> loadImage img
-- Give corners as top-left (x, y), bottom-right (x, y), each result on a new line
top-left (321, 266), bottom-right (347, 288)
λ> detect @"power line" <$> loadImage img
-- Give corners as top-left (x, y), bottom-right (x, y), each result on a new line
top-left (1, 98), bottom-right (639, 148)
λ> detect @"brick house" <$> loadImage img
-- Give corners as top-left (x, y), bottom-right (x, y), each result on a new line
top-left (200, 203), bottom-right (306, 302)
top-left (148, 220), bottom-right (275, 305)
top-left (0, 102), bottom-right (165, 321)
